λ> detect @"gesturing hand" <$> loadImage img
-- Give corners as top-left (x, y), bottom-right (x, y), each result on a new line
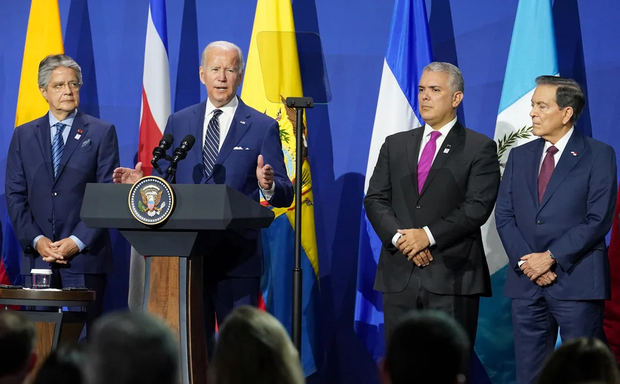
top-left (256, 155), bottom-right (274, 190)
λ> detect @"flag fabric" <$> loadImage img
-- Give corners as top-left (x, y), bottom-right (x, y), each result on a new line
top-left (127, 0), bottom-right (170, 311)
top-left (1, 0), bottom-right (64, 286)
top-left (353, 0), bottom-right (432, 361)
top-left (240, 0), bottom-right (319, 376)
top-left (604, 186), bottom-right (620, 364)
top-left (477, 1), bottom-right (558, 382)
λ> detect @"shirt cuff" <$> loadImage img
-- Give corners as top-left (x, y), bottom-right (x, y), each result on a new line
top-left (423, 226), bottom-right (436, 247)
top-left (392, 232), bottom-right (403, 247)
top-left (33, 235), bottom-right (44, 250)
top-left (260, 180), bottom-right (276, 201)
top-left (70, 235), bottom-right (86, 252)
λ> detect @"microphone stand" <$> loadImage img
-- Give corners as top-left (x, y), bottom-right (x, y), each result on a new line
top-left (285, 96), bottom-right (314, 352)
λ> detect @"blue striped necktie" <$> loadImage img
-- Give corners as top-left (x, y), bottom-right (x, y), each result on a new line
top-left (203, 109), bottom-right (222, 178)
top-left (52, 122), bottom-right (66, 178)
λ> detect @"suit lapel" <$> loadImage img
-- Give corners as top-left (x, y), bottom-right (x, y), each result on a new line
top-left (217, 100), bottom-right (251, 164)
top-left (419, 122), bottom-right (463, 196)
top-left (528, 139), bottom-right (545, 206)
top-left (34, 114), bottom-right (54, 181)
top-left (406, 128), bottom-right (424, 197)
top-left (539, 131), bottom-right (584, 209)
top-left (55, 112), bottom-right (88, 182)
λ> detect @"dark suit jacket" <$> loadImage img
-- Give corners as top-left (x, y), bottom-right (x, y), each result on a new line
top-left (496, 131), bottom-right (617, 300)
top-left (155, 98), bottom-right (293, 278)
top-left (365, 122), bottom-right (500, 296)
top-left (5, 111), bottom-right (119, 274)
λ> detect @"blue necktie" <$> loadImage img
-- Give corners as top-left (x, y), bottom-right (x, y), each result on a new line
top-left (203, 109), bottom-right (222, 178)
top-left (52, 122), bottom-right (66, 178)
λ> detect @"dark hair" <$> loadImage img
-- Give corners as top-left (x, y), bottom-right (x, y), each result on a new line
top-left (33, 346), bottom-right (85, 384)
top-left (385, 310), bottom-right (470, 384)
top-left (537, 338), bottom-right (620, 384)
top-left (0, 311), bottom-right (36, 376)
top-left (84, 311), bottom-right (178, 384)
top-left (535, 75), bottom-right (585, 124)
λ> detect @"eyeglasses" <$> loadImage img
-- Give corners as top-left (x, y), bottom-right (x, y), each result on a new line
top-left (49, 81), bottom-right (81, 92)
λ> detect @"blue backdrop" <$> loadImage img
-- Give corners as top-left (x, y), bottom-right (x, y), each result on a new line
top-left (2, 1), bottom-right (620, 383)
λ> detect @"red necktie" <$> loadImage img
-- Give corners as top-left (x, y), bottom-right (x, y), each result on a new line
top-left (538, 145), bottom-right (558, 203)
top-left (417, 131), bottom-right (442, 193)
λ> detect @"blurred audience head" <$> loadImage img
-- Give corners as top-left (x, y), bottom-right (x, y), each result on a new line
top-left (33, 345), bottom-right (84, 384)
top-left (380, 310), bottom-right (470, 384)
top-left (537, 337), bottom-right (620, 384)
top-left (84, 311), bottom-right (178, 384)
top-left (0, 311), bottom-right (37, 384)
top-left (210, 305), bottom-right (304, 384)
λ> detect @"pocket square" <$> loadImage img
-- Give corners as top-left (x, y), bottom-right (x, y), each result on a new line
top-left (233, 146), bottom-right (250, 151)
top-left (81, 139), bottom-right (92, 147)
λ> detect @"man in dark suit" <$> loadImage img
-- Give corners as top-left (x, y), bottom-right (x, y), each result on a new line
top-left (113, 41), bottom-right (293, 348)
top-left (5, 54), bottom-right (120, 330)
top-left (496, 76), bottom-right (617, 384)
top-left (364, 62), bottom-right (500, 350)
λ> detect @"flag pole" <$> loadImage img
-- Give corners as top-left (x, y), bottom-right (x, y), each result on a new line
top-left (286, 96), bottom-right (314, 351)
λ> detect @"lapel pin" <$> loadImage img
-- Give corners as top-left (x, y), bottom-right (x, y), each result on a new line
top-left (570, 151), bottom-right (578, 157)
top-left (74, 128), bottom-right (83, 140)
top-left (240, 120), bottom-right (246, 125)
top-left (443, 144), bottom-right (452, 154)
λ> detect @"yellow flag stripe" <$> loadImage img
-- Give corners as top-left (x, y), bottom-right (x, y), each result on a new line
top-left (15, 0), bottom-right (64, 127)
top-left (242, 0), bottom-right (319, 278)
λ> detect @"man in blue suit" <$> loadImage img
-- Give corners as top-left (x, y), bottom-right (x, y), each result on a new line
top-left (5, 54), bottom-right (120, 331)
top-left (113, 41), bottom-right (293, 349)
top-left (496, 76), bottom-right (617, 384)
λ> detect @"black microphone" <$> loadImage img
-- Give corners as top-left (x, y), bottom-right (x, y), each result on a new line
top-left (151, 133), bottom-right (174, 172)
top-left (165, 135), bottom-right (195, 182)
top-left (170, 135), bottom-right (195, 163)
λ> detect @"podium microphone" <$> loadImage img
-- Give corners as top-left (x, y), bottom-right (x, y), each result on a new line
top-left (151, 133), bottom-right (174, 173)
top-left (166, 135), bottom-right (195, 182)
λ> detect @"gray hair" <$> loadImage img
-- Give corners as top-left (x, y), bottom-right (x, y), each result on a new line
top-left (201, 41), bottom-right (245, 73)
top-left (38, 54), bottom-right (83, 89)
top-left (424, 62), bottom-right (464, 93)
top-left (535, 75), bottom-right (585, 124)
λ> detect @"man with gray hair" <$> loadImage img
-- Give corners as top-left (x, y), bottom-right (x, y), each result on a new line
top-left (365, 62), bottom-right (500, 356)
top-left (496, 76), bottom-right (617, 383)
top-left (112, 41), bottom-right (293, 354)
top-left (5, 54), bottom-right (119, 333)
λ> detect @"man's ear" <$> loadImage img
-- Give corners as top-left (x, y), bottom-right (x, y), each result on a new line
top-left (452, 91), bottom-right (464, 108)
top-left (561, 106), bottom-right (574, 125)
top-left (199, 66), bottom-right (206, 85)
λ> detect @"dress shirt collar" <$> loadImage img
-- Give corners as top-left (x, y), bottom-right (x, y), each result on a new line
top-left (543, 127), bottom-right (574, 155)
top-left (206, 96), bottom-right (238, 118)
top-left (49, 109), bottom-right (77, 128)
top-left (423, 117), bottom-right (457, 139)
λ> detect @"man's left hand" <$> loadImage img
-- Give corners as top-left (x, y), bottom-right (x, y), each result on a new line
top-left (520, 251), bottom-right (555, 281)
top-left (51, 238), bottom-right (79, 260)
top-left (396, 228), bottom-right (430, 257)
top-left (256, 154), bottom-right (274, 190)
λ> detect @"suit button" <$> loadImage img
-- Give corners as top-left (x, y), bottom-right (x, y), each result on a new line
top-left (536, 220), bottom-right (543, 225)
top-left (52, 192), bottom-right (58, 197)
top-left (416, 205), bottom-right (421, 209)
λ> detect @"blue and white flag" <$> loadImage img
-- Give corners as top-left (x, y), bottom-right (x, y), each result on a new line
top-left (354, 0), bottom-right (432, 361)
top-left (477, 1), bottom-right (558, 382)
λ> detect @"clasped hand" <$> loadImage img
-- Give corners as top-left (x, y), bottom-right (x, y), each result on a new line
top-left (397, 228), bottom-right (432, 267)
top-left (520, 251), bottom-right (556, 286)
top-left (36, 236), bottom-right (78, 264)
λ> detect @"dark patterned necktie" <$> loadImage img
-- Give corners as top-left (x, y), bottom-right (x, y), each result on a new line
top-left (52, 122), bottom-right (66, 178)
top-left (203, 109), bottom-right (223, 178)
top-left (538, 145), bottom-right (559, 203)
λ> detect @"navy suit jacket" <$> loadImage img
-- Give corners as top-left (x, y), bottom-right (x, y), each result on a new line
top-left (5, 111), bottom-right (119, 274)
top-left (155, 98), bottom-right (293, 277)
top-left (496, 131), bottom-right (617, 300)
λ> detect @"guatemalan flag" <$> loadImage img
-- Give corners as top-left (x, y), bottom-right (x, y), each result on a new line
top-left (127, 0), bottom-right (171, 310)
top-left (476, 1), bottom-right (558, 382)
top-left (353, 0), bottom-right (432, 361)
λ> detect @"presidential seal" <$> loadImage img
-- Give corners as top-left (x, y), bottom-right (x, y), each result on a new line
top-left (128, 176), bottom-right (175, 226)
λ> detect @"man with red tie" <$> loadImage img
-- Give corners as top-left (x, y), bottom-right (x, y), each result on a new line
top-left (364, 62), bottom-right (500, 352)
top-left (496, 76), bottom-right (617, 384)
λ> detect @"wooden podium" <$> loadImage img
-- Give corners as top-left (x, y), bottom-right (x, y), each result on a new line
top-left (80, 183), bottom-right (274, 384)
